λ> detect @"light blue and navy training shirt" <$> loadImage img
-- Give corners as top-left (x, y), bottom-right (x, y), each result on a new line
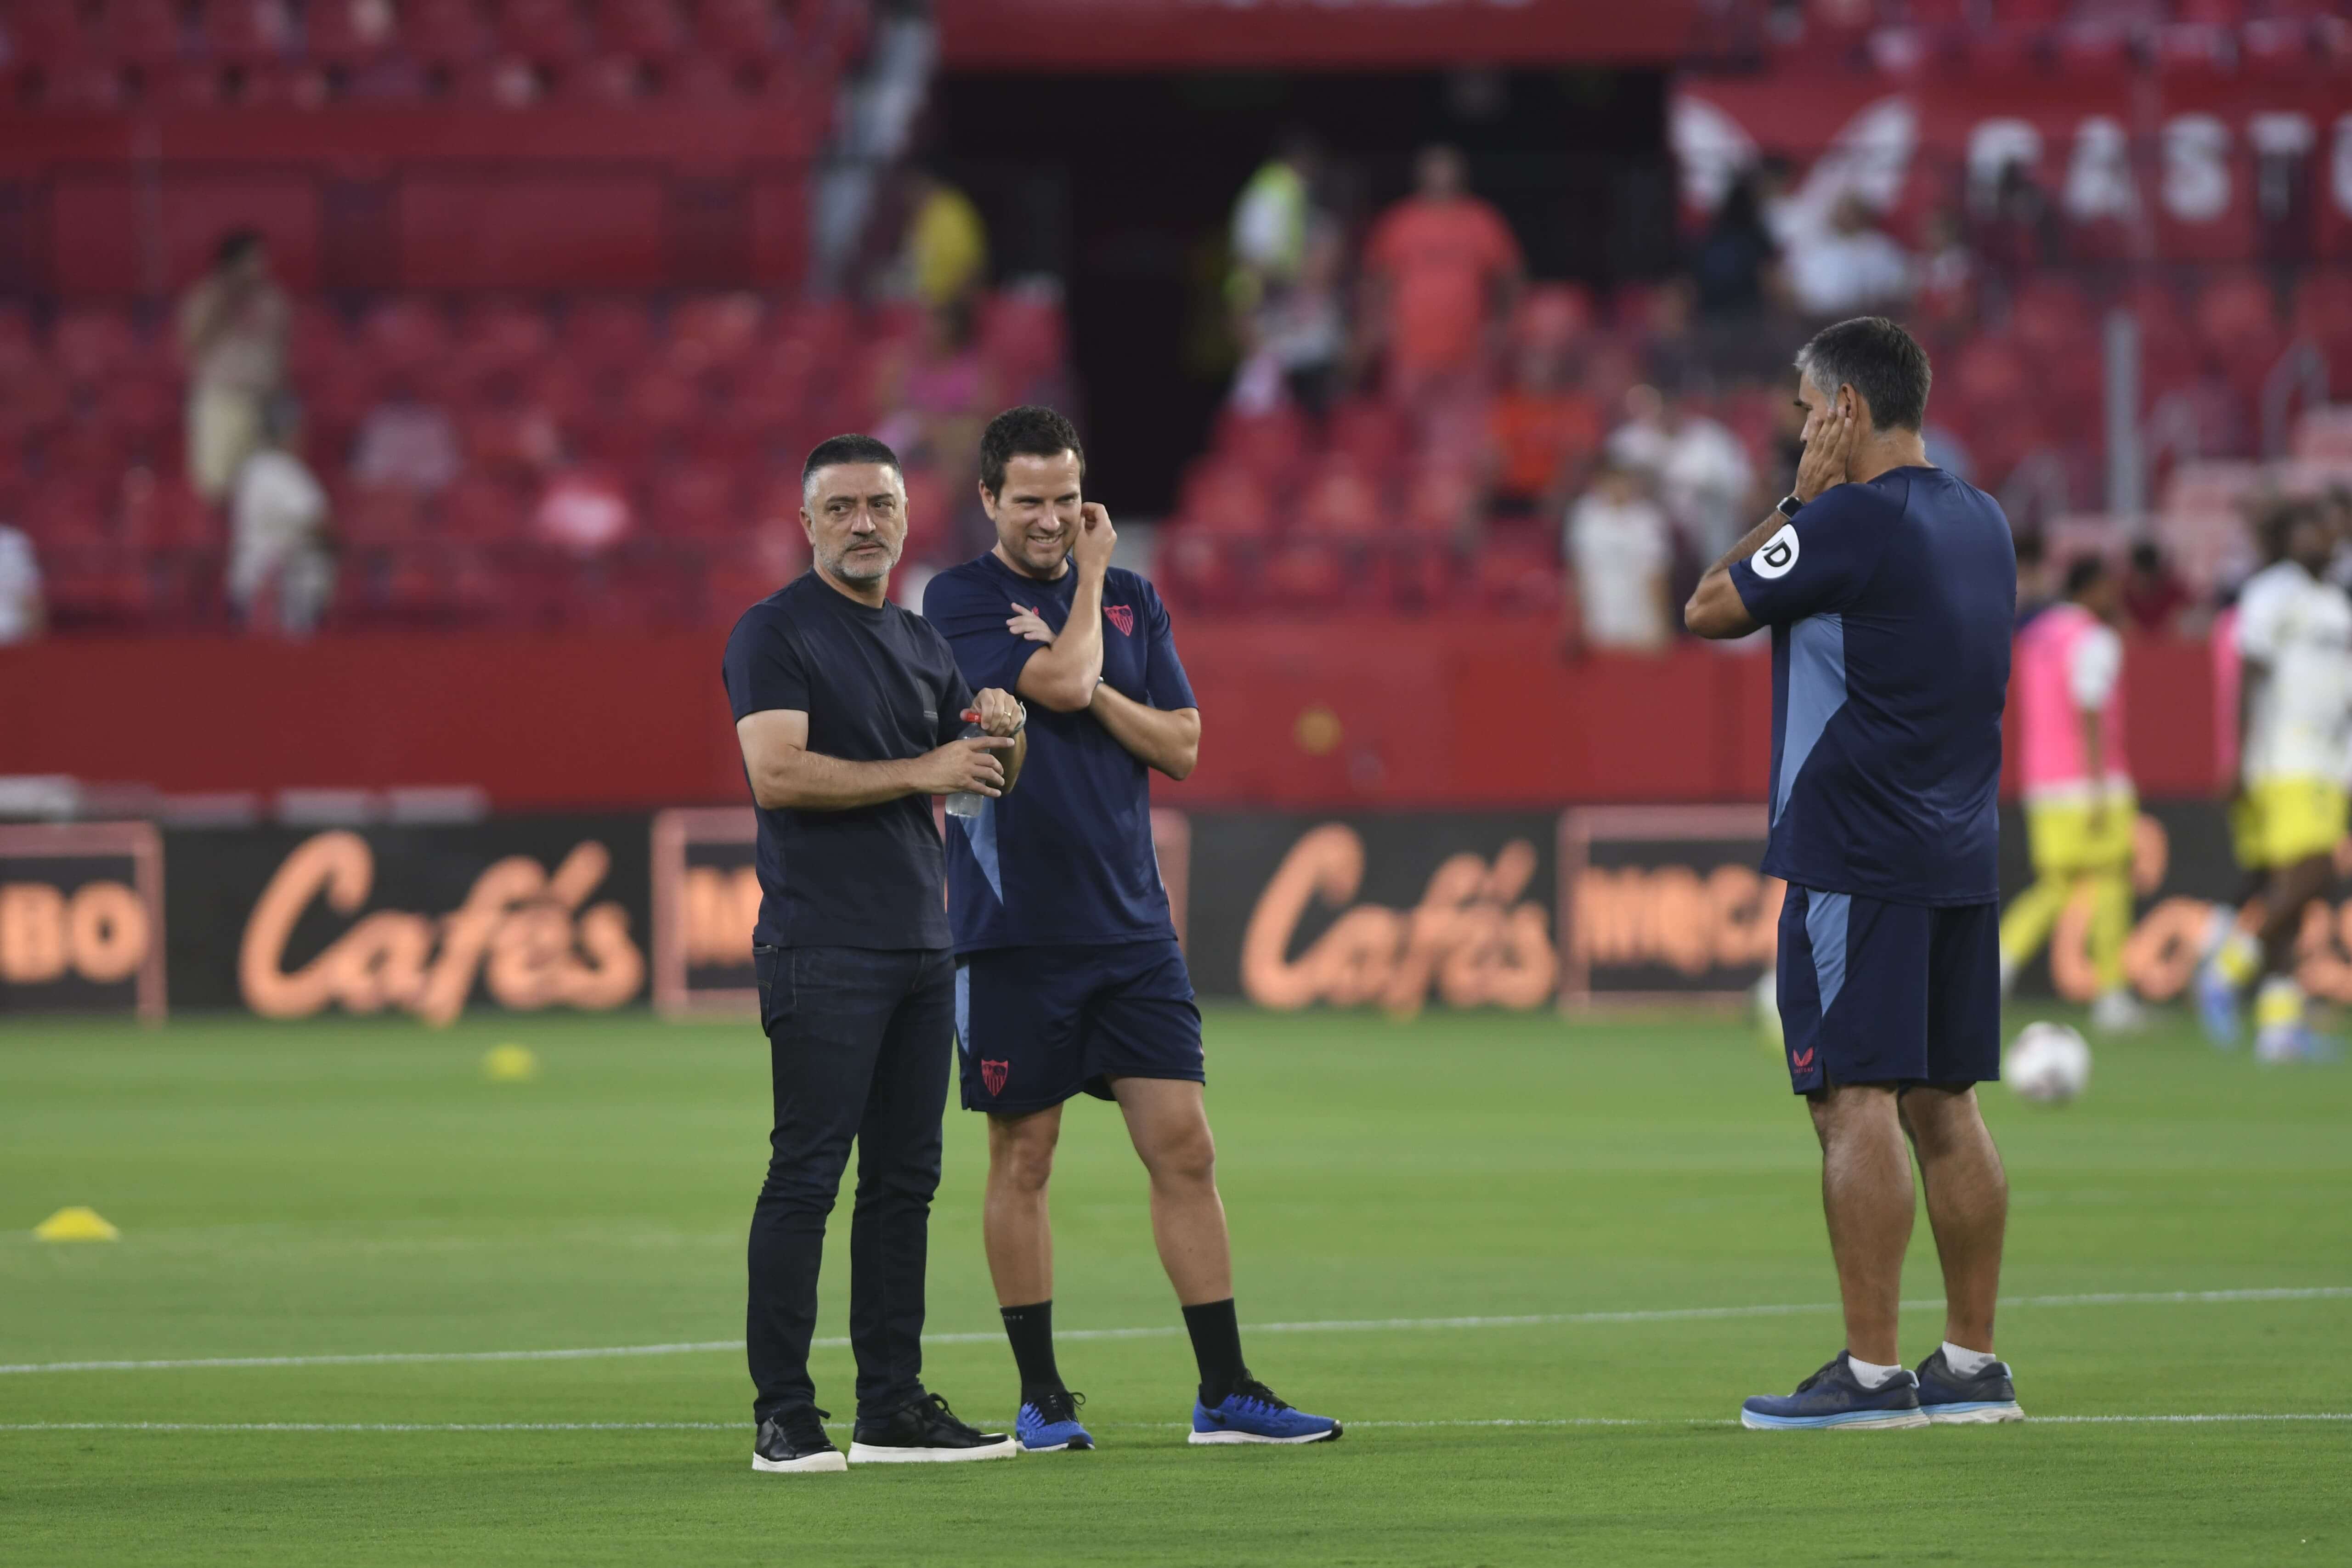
top-left (922, 554), bottom-right (1197, 955)
top-left (1730, 465), bottom-right (2016, 905)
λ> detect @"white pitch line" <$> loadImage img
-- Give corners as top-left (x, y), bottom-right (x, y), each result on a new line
top-left (0, 1415), bottom-right (2346, 1435)
top-left (4, 1285), bottom-right (2345, 1377)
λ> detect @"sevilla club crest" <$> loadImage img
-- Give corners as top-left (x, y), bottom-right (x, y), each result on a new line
top-left (981, 1059), bottom-right (1010, 1096)
top-left (1105, 604), bottom-right (1135, 637)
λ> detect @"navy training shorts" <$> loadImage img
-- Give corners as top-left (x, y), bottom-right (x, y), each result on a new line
top-left (956, 938), bottom-right (1204, 1115)
top-left (1775, 885), bottom-right (2001, 1095)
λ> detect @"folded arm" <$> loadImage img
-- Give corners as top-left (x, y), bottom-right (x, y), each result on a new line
top-left (1089, 685), bottom-right (1200, 780)
top-left (735, 708), bottom-right (1012, 811)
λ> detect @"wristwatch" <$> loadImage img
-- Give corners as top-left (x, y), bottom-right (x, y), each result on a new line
top-left (1775, 494), bottom-right (1805, 520)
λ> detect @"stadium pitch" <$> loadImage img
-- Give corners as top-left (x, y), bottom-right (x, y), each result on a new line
top-left (4, 1005), bottom-right (2346, 1565)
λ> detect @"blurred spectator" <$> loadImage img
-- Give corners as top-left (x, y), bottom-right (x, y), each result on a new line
top-left (1486, 344), bottom-right (1603, 520)
top-left (1606, 384), bottom-right (1754, 560)
top-left (1231, 219), bottom-right (1347, 419)
top-left (874, 300), bottom-right (998, 488)
top-left (351, 386), bottom-right (462, 494)
top-left (228, 410), bottom-right (335, 638)
top-left (1786, 195), bottom-right (1911, 318)
top-left (1690, 167), bottom-right (1781, 321)
top-left (1975, 161), bottom-right (2058, 287)
top-left (0, 521), bottom-right (44, 643)
top-left (1564, 457), bottom-right (1672, 654)
top-left (1362, 146), bottom-right (1524, 398)
top-left (533, 470), bottom-right (634, 559)
top-left (1228, 131), bottom-right (1323, 318)
top-left (1912, 210), bottom-right (1975, 330)
top-left (902, 171), bottom-right (989, 311)
top-left (2014, 530), bottom-right (2053, 629)
top-left (2122, 539), bottom-right (2191, 635)
top-left (178, 229), bottom-right (291, 504)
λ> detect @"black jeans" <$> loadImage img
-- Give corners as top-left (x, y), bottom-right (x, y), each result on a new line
top-left (747, 943), bottom-right (956, 1423)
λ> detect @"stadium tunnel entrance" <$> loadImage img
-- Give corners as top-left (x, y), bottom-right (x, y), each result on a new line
top-left (928, 68), bottom-right (1674, 516)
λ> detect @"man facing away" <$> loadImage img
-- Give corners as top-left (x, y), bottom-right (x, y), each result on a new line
top-left (1998, 555), bottom-right (2145, 1033)
top-left (724, 433), bottom-right (1029, 1473)
top-left (1687, 317), bottom-right (2024, 1430)
top-left (2194, 501), bottom-right (2350, 1064)
top-left (922, 406), bottom-right (1342, 1450)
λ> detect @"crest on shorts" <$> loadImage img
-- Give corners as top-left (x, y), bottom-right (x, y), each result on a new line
top-left (981, 1059), bottom-right (1010, 1096)
top-left (1105, 604), bottom-right (1135, 637)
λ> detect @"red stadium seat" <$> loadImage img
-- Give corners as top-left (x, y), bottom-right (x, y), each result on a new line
top-left (1212, 405), bottom-right (1309, 481)
top-left (552, 52), bottom-right (650, 103)
top-left (101, 0), bottom-right (191, 66)
top-left (602, 0), bottom-right (692, 59)
top-left (1948, 336), bottom-right (2033, 423)
top-left (624, 367), bottom-right (703, 436)
top-left (1296, 455), bottom-right (1386, 538)
top-left (200, 0), bottom-right (295, 63)
top-left (659, 51), bottom-right (758, 100)
top-left (492, 0), bottom-right (592, 62)
top-left (51, 307), bottom-right (140, 387)
top-left (565, 297), bottom-right (656, 373)
top-left (303, 0), bottom-right (399, 63)
top-left (4, 2), bottom-right (95, 66)
top-left (645, 461), bottom-right (741, 538)
top-left (669, 293), bottom-right (766, 372)
top-left (2292, 273), bottom-right (2352, 394)
top-left (360, 297), bottom-right (455, 379)
top-left (699, 0), bottom-right (785, 59)
top-left (2198, 271), bottom-right (2289, 394)
top-left (1325, 399), bottom-right (1411, 479)
top-left (403, 0), bottom-right (495, 65)
top-left (1177, 460), bottom-right (1275, 538)
top-left (453, 298), bottom-right (554, 384)
top-left (1512, 283), bottom-right (1595, 353)
top-left (1263, 541), bottom-right (1347, 610)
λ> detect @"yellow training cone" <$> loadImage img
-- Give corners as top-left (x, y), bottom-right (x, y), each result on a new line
top-left (483, 1044), bottom-right (540, 1083)
top-left (34, 1206), bottom-right (119, 1242)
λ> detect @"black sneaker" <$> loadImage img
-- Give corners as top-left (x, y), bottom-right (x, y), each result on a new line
top-left (752, 1406), bottom-right (847, 1473)
top-left (1914, 1348), bottom-right (2025, 1424)
top-left (848, 1392), bottom-right (1020, 1464)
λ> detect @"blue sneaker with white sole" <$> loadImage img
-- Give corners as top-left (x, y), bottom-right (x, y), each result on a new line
top-left (1913, 1349), bottom-right (2024, 1424)
top-left (2256, 1025), bottom-right (2343, 1064)
top-left (1016, 1389), bottom-right (1092, 1452)
top-left (2196, 964), bottom-right (2242, 1047)
top-left (1741, 1353), bottom-right (1930, 1430)
top-left (1190, 1377), bottom-right (1341, 1445)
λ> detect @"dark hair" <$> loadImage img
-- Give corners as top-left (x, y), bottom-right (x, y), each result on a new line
top-left (800, 432), bottom-right (901, 498)
top-left (2129, 539), bottom-right (2164, 572)
top-left (2014, 528), bottom-right (2046, 566)
top-left (2063, 554), bottom-right (2109, 600)
top-left (1794, 315), bottom-right (1932, 432)
top-left (978, 405), bottom-right (1084, 499)
top-left (215, 227), bottom-right (265, 268)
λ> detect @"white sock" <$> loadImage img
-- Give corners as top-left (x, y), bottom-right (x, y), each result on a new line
top-left (1942, 1341), bottom-right (1998, 1376)
top-left (1845, 1354), bottom-right (1903, 1389)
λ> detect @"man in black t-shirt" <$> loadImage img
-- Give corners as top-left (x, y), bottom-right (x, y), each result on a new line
top-left (723, 433), bottom-right (1029, 1473)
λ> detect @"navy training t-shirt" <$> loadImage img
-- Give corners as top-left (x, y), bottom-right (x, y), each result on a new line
top-left (922, 554), bottom-right (1197, 954)
top-left (722, 571), bottom-right (973, 949)
top-left (1730, 465), bottom-right (2015, 905)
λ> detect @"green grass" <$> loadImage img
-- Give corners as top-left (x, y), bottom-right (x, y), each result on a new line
top-left (2, 1004), bottom-right (2346, 1565)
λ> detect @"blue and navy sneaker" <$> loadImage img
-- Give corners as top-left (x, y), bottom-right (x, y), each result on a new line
top-left (2196, 963), bottom-right (2242, 1048)
top-left (2256, 1025), bottom-right (2344, 1064)
top-left (1016, 1388), bottom-right (1093, 1452)
top-left (1189, 1377), bottom-right (1342, 1445)
top-left (1913, 1348), bottom-right (2024, 1424)
top-left (1740, 1353), bottom-right (1930, 1431)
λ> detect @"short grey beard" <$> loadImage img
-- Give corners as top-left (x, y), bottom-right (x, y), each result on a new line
top-left (823, 540), bottom-right (899, 584)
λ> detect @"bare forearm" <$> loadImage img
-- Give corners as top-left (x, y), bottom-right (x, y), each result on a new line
top-left (1021, 571), bottom-right (1108, 712)
top-left (751, 750), bottom-right (919, 811)
top-left (1090, 687), bottom-right (1200, 780)
top-left (2081, 710), bottom-right (2105, 796)
top-left (1684, 507), bottom-right (1784, 639)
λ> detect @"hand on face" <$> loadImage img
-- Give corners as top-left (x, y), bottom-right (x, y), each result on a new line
top-left (1071, 502), bottom-right (1117, 575)
top-left (1793, 389), bottom-right (1863, 504)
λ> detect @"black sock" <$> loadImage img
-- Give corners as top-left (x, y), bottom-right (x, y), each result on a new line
top-left (1182, 1298), bottom-right (1247, 1407)
top-left (1000, 1301), bottom-right (1063, 1400)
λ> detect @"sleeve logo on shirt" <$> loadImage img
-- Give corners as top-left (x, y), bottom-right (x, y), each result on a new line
top-left (1105, 604), bottom-right (1135, 637)
top-left (1752, 523), bottom-right (1801, 580)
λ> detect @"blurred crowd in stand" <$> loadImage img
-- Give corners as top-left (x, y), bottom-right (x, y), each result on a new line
top-left (1161, 112), bottom-right (2352, 648)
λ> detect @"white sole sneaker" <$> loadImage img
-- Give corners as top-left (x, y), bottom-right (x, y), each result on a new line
top-left (1740, 1408), bottom-right (1932, 1431)
top-left (752, 1449), bottom-right (848, 1473)
top-left (1925, 1402), bottom-right (2025, 1425)
top-left (1187, 1428), bottom-right (1341, 1445)
top-left (848, 1437), bottom-right (1020, 1464)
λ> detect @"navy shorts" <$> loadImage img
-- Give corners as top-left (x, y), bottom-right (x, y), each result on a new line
top-left (1776, 886), bottom-right (2001, 1095)
top-left (956, 938), bottom-right (1204, 1115)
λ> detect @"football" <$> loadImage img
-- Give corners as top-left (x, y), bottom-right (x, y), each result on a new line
top-left (2006, 1021), bottom-right (2093, 1104)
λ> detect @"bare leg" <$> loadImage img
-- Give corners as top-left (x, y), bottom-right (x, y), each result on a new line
top-left (982, 1105), bottom-right (1062, 1307)
top-left (2257, 856), bottom-right (2332, 976)
top-left (1110, 1077), bottom-right (1232, 1305)
top-left (1809, 1084), bottom-right (1911, 1367)
top-left (1900, 1084), bottom-right (2008, 1353)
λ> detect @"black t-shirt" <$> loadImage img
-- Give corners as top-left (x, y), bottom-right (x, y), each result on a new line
top-left (722, 572), bottom-right (974, 949)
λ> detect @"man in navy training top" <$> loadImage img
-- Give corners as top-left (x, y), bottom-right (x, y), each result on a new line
top-left (1686, 317), bottom-right (2025, 1430)
top-left (923, 405), bottom-right (1341, 1450)
top-left (725, 433), bottom-right (1030, 1473)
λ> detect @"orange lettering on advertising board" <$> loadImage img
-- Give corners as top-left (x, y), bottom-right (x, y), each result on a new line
top-left (1239, 825), bottom-right (1555, 1018)
top-left (1567, 864), bottom-right (1783, 976)
top-left (683, 866), bottom-right (763, 967)
top-left (0, 880), bottom-right (150, 986)
top-left (237, 831), bottom-right (645, 1025)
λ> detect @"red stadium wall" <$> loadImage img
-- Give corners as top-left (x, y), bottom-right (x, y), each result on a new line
top-left (0, 625), bottom-right (2221, 811)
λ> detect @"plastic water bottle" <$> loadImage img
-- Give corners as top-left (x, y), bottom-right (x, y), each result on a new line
top-left (946, 714), bottom-right (988, 820)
